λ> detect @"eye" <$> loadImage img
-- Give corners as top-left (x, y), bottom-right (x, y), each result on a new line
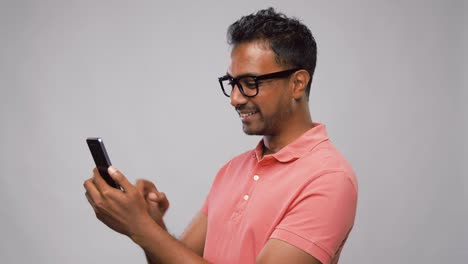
top-left (245, 82), bottom-right (257, 89)
top-left (240, 77), bottom-right (257, 89)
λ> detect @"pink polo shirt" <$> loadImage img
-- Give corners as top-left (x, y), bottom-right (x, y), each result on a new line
top-left (201, 123), bottom-right (358, 264)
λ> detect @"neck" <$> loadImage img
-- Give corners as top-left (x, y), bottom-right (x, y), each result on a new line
top-left (262, 112), bottom-right (314, 156)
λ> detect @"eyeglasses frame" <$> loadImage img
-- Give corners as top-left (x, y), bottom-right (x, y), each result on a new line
top-left (218, 68), bottom-right (302, 98)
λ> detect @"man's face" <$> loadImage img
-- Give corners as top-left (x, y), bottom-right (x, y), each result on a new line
top-left (228, 41), bottom-right (294, 136)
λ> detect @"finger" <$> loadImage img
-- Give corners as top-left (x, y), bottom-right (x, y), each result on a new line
top-left (135, 180), bottom-right (145, 193)
top-left (136, 179), bottom-right (156, 198)
top-left (91, 167), bottom-right (99, 185)
top-left (155, 192), bottom-right (169, 212)
top-left (147, 192), bottom-right (158, 201)
top-left (146, 199), bottom-right (163, 223)
top-left (108, 166), bottom-right (134, 192)
top-left (92, 167), bottom-right (112, 193)
top-left (147, 191), bottom-right (166, 203)
top-left (155, 191), bottom-right (167, 202)
top-left (147, 192), bottom-right (169, 214)
top-left (147, 197), bottom-right (159, 209)
top-left (136, 179), bottom-right (158, 194)
top-left (85, 191), bottom-right (97, 211)
top-left (84, 178), bottom-right (102, 207)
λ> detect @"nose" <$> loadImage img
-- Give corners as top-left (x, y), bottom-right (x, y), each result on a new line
top-left (230, 84), bottom-right (248, 107)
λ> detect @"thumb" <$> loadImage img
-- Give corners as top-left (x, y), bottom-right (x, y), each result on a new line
top-left (147, 192), bottom-right (158, 202)
top-left (107, 166), bottom-right (133, 191)
top-left (146, 194), bottom-right (162, 220)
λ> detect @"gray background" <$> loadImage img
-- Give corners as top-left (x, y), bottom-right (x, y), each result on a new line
top-left (0, 0), bottom-right (466, 263)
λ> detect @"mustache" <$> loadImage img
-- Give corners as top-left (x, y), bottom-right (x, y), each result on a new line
top-left (235, 105), bottom-right (259, 112)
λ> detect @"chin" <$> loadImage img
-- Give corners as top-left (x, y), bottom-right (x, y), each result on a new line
top-left (243, 130), bottom-right (261, 136)
top-left (242, 125), bottom-right (265, 136)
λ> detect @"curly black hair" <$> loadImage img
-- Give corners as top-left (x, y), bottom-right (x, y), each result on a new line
top-left (227, 7), bottom-right (317, 97)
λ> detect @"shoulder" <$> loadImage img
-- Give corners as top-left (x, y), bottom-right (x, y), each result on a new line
top-left (300, 140), bottom-right (358, 193)
top-left (218, 148), bottom-right (256, 172)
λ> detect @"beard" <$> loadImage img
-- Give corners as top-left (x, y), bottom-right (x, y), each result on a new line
top-left (241, 107), bottom-right (292, 136)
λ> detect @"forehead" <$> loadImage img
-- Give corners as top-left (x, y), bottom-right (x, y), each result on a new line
top-left (228, 41), bottom-right (281, 77)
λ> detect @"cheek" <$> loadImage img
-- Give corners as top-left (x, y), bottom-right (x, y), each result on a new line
top-left (254, 83), bottom-right (292, 117)
top-left (257, 97), bottom-right (286, 120)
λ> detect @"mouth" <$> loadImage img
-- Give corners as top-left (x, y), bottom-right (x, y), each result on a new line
top-left (237, 110), bottom-right (259, 121)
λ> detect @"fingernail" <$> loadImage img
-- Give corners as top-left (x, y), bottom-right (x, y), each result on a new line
top-left (148, 192), bottom-right (158, 200)
top-left (108, 166), bottom-right (117, 174)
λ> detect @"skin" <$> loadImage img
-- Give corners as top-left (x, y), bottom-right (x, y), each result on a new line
top-left (228, 41), bottom-right (314, 155)
top-left (84, 40), bottom-right (321, 264)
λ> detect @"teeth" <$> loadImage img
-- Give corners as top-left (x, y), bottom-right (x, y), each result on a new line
top-left (240, 111), bottom-right (257, 117)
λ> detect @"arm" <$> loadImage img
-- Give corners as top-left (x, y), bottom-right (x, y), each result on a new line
top-left (176, 213), bottom-right (317, 264)
top-left (257, 172), bottom-right (357, 264)
top-left (132, 219), bottom-right (207, 264)
top-left (135, 179), bottom-right (170, 231)
top-left (256, 239), bottom-right (321, 264)
top-left (141, 212), bottom-right (208, 264)
top-left (84, 166), bottom-right (209, 264)
top-left (135, 180), bottom-right (208, 262)
top-left (179, 212), bottom-right (208, 256)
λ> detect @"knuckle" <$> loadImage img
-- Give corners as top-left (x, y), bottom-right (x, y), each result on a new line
top-left (143, 179), bottom-right (156, 188)
top-left (138, 179), bottom-right (148, 184)
top-left (113, 173), bottom-right (124, 182)
top-left (129, 189), bottom-right (140, 199)
top-left (101, 189), bottom-right (111, 197)
top-left (95, 211), bottom-right (103, 220)
top-left (135, 179), bottom-right (143, 187)
top-left (94, 200), bottom-right (104, 210)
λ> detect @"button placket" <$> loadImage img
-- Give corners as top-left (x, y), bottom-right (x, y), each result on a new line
top-left (243, 173), bottom-right (261, 203)
top-left (231, 163), bottom-right (261, 223)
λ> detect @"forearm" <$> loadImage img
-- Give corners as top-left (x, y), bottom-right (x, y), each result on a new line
top-left (143, 220), bottom-right (172, 264)
top-left (133, 218), bottom-right (207, 264)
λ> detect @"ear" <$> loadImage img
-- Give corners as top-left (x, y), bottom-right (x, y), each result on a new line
top-left (290, 70), bottom-right (310, 100)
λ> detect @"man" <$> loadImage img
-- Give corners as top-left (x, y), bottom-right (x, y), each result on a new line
top-left (84, 8), bottom-right (357, 264)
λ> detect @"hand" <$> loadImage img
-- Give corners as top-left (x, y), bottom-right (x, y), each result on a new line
top-left (136, 179), bottom-right (170, 229)
top-left (84, 166), bottom-right (153, 240)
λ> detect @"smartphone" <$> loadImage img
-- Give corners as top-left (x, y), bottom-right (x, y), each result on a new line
top-left (86, 137), bottom-right (121, 189)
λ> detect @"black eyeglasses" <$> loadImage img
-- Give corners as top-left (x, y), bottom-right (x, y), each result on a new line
top-left (218, 68), bottom-right (301, 98)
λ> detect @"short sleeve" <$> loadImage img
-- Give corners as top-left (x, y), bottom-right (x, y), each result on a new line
top-left (200, 193), bottom-right (209, 216)
top-left (270, 171), bottom-right (357, 264)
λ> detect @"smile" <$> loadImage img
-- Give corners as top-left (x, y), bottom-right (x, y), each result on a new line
top-left (239, 111), bottom-right (258, 118)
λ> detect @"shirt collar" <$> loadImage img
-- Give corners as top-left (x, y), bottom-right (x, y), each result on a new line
top-left (254, 123), bottom-right (329, 163)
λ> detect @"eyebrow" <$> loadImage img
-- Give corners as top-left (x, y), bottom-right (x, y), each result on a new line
top-left (225, 72), bottom-right (262, 79)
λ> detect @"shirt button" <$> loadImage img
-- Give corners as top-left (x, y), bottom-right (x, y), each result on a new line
top-left (253, 175), bottom-right (260, 181)
top-left (243, 195), bottom-right (249, 201)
